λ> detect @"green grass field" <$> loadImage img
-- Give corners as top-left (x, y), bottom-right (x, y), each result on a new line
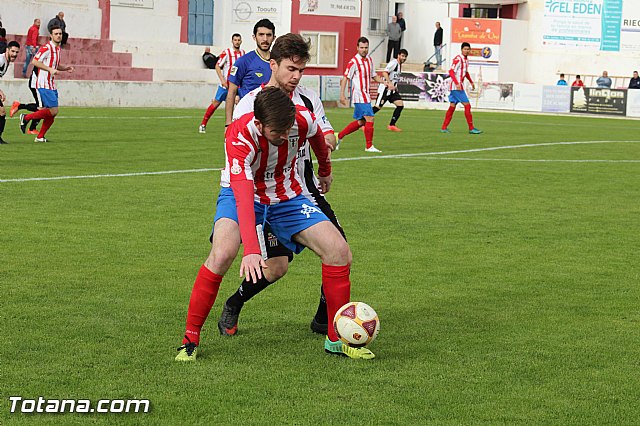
top-left (1, 106), bottom-right (639, 424)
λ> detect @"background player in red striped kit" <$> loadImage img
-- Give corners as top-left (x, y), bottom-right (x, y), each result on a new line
top-left (337, 37), bottom-right (392, 153)
top-left (19, 25), bottom-right (74, 143)
top-left (199, 34), bottom-right (245, 133)
top-left (441, 42), bottom-right (482, 135)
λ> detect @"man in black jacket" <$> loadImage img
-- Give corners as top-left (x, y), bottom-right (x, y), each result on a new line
top-left (434, 22), bottom-right (444, 67)
top-left (629, 71), bottom-right (640, 89)
top-left (47, 12), bottom-right (68, 47)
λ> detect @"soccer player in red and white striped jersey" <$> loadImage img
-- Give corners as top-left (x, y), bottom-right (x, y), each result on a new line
top-left (199, 34), bottom-right (245, 133)
top-left (337, 37), bottom-right (392, 153)
top-left (441, 42), bottom-right (482, 134)
top-left (19, 25), bottom-right (74, 142)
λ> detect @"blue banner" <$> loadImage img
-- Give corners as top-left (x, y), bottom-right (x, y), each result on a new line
top-left (601, 0), bottom-right (623, 51)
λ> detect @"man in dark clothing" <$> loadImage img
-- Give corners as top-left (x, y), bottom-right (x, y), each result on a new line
top-left (397, 12), bottom-right (406, 46)
top-left (434, 22), bottom-right (444, 67)
top-left (202, 47), bottom-right (218, 69)
top-left (386, 15), bottom-right (402, 63)
top-left (629, 71), bottom-right (640, 89)
top-left (48, 12), bottom-right (68, 47)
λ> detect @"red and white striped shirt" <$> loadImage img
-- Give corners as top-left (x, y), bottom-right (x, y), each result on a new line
top-left (34, 41), bottom-right (60, 90)
top-left (449, 54), bottom-right (471, 91)
top-left (223, 107), bottom-right (322, 205)
top-left (344, 53), bottom-right (374, 103)
top-left (217, 48), bottom-right (245, 84)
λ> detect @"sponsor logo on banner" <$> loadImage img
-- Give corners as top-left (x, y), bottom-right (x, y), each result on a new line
top-left (451, 19), bottom-right (502, 45)
top-left (570, 87), bottom-right (627, 115)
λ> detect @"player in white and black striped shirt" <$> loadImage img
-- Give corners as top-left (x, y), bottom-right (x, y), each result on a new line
top-left (373, 49), bottom-right (408, 132)
top-left (0, 40), bottom-right (20, 144)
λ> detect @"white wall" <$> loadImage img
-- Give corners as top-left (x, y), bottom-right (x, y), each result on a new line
top-left (1, 0), bottom-right (101, 39)
top-left (110, 2), bottom-right (181, 42)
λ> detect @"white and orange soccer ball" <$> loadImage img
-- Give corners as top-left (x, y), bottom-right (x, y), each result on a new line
top-left (333, 302), bottom-right (380, 347)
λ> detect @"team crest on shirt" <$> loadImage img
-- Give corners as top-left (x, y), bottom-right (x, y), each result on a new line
top-left (255, 72), bottom-right (263, 77)
top-left (230, 158), bottom-right (242, 175)
top-left (300, 204), bottom-right (321, 218)
top-left (230, 66), bottom-right (238, 76)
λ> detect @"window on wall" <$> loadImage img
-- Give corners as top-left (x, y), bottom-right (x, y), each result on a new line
top-left (368, 0), bottom-right (389, 36)
top-left (188, 0), bottom-right (214, 45)
top-left (300, 32), bottom-right (338, 68)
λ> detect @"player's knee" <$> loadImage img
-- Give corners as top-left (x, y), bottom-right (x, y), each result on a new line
top-left (0, 107), bottom-right (5, 116)
top-left (264, 257), bottom-right (289, 281)
top-left (205, 249), bottom-right (235, 275)
top-left (324, 241), bottom-right (352, 266)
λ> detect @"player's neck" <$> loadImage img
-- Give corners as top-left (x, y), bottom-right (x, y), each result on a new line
top-left (256, 49), bottom-right (270, 61)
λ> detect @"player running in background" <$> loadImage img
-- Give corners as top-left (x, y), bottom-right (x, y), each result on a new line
top-left (0, 41), bottom-right (20, 144)
top-left (175, 87), bottom-right (374, 361)
top-left (224, 19), bottom-right (275, 125)
top-left (199, 34), bottom-right (245, 134)
top-left (10, 67), bottom-right (42, 135)
top-left (337, 37), bottom-right (392, 153)
top-left (19, 26), bottom-right (74, 143)
top-left (218, 33), bottom-right (342, 338)
top-left (441, 42), bottom-right (482, 134)
top-left (372, 48), bottom-right (408, 132)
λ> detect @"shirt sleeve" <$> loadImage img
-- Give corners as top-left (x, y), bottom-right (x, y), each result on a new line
top-left (34, 45), bottom-right (49, 62)
top-left (344, 60), bottom-right (355, 79)
top-left (216, 51), bottom-right (227, 68)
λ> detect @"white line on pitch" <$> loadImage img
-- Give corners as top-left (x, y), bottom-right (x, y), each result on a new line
top-left (2, 140), bottom-right (639, 183)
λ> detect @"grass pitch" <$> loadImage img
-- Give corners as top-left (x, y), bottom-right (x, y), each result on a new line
top-left (1, 106), bottom-right (639, 424)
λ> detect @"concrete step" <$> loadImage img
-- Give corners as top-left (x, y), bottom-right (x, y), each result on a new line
top-left (13, 65), bottom-right (153, 82)
top-left (153, 68), bottom-right (217, 83)
top-left (8, 34), bottom-right (115, 52)
top-left (14, 51), bottom-right (133, 67)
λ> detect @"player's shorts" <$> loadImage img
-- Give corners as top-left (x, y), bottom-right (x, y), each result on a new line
top-left (448, 90), bottom-right (470, 104)
top-left (213, 187), bottom-right (329, 254)
top-left (374, 88), bottom-right (402, 109)
top-left (353, 102), bottom-right (375, 120)
top-left (37, 89), bottom-right (59, 108)
top-left (215, 86), bottom-right (228, 103)
top-left (213, 187), bottom-right (293, 260)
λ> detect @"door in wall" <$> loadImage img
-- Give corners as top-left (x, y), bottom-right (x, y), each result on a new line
top-left (188, 0), bottom-right (214, 45)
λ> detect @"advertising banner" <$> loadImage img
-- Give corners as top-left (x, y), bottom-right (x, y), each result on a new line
top-left (396, 73), bottom-right (451, 103)
top-left (542, 85), bottom-right (571, 112)
top-left (513, 83), bottom-right (544, 112)
top-left (570, 87), bottom-right (627, 115)
top-left (625, 89), bottom-right (640, 117)
top-left (451, 18), bottom-right (502, 45)
top-left (232, 0), bottom-right (282, 24)
top-left (475, 83), bottom-right (514, 110)
top-left (299, 0), bottom-right (360, 17)
top-left (320, 76), bottom-right (342, 101)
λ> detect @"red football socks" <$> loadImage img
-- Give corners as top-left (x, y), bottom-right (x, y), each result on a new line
top-left (464, 104), bottom-right (474, 130)
top-left (183, 265), bottom-right (223, 345)
top-left (363, 122), bottom-right (374, 149)
top-left (202, 104), bottom-right (217, 126)
top-left (38, 116), bottom-right (54, 138)
top-left (322, 264), bottom-right (351, 342)
top-left (442, 105), bottom-right (456, 130)
top-left (25, 108), bottom-right (52, 122)
top-left (338, 120), bottom-right (362, 139)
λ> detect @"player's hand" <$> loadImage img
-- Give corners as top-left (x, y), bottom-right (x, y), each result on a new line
top-left (50, 69), bottom-right (58, 76)
top-left (240, 253), bottom-right (267, 284)
top-left (318, 174), bottom-right (333, 194)
top-left (339, 96), bottom-right (348, 107)
top-left (222, 81), bottom-right (228, 89)
top-left (471, 84), bottom-right (476, 91)
top-left (0, 90), bottom-right (5, 103)
top-left (67, 66), bottom-right (75, 73)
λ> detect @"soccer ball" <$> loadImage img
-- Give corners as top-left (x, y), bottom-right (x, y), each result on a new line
top-left (333, 302), bottom-right (380, 347)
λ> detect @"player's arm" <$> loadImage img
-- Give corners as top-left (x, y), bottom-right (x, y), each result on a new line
top-left (449, 68), bottom-right (462, 91)
top-left (58, 64), bottom-right (74, 73)
top-left (0, 89), bottom-right (6, 103)
top-left (308, 124), bottom-right (332, 193)
top-left (225, 82), bottom-right (239, 125)
top-left (215, 63), bottom-right (226, 88)
top-left (373, 71), bottom-right (392, 90)
top-left (465, 72), bottom-right (475, 90)
top-left (308, 90), bottom-right (337, 151)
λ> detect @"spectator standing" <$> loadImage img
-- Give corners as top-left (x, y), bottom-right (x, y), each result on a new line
top-left (397, 12), bottom-right (406, 46)
top-left (571, 75), bottom-right (584, 87)
top-left (47, 12), bottom-right (68, 47)
top-left (23, 19), bottom-right (40, 78)
top-left (0, 28), bottom-right (7, 53)
top-left (557, 73), bottom-right (568, 86)
top-left (629, 71), bottom-right (640, 89)
top-left (434, 22), bottom-right (444, 67)
top-left (596, 71), bottom-right (612, 88)
top-left (386, 15), bottom-right (401, 63)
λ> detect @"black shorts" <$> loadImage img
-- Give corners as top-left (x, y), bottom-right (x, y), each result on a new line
top-left (374, 88), bottom-right (402, 109)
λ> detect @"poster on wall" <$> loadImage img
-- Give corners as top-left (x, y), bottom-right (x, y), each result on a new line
top-left (320, 76), bottom-right (342, 101)
top-left (542, 85), bottom-right (571, 112)
top-left (542, 0), bottom-right (626, 51)
top-left (112, 0), bottom-right (154, 7)
top-left (299, 0), bottom-right (360, 17)
top-left (475, 83), bottom-right (514, 110)
top-left (451, 18), bottom-right (501, 71)
top-left (570, 86), bottom-right (627, 115)
top-left (232, 0), bottom-right (282, 24)
top-left (620, 1), bottom-right (640, 51)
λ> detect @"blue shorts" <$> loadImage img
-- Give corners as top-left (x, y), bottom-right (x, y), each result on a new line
top-left (213, 187), bottom-right (329, 254)
top-left (353, 102), bottom-right (374, 120)
top-left (38, 89), bottom-right (59, 108)
top-left (215, 86), bottom-right (228, 103)
top-left (448, 90), bottom-right (470, 104)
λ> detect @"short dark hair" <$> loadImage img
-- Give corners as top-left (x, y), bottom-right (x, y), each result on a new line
top-left (398, 49), bottom-right (408, 56)
top-left (560, 73), bottom-right (565, 78)
top-left (634, 71), bottom-right (638, 74)
top-left (576, 75), bottom-right (581, 79)
top-left (357, 37), bottom-right (369, 45)
top-left (461, 42), bottom-right (471, 49)
top-left (7, 41), bottom-right (20, 50)
top-left (254, 86), bottom-right (296, 132)
top-left (232, 33), bottom-right (241, 39)
top-left (0, 28), bottom-right (6, 38)
top-left (49, 24), bottom-right (61, 34)
top-left (271, 33), bottom-right (310, 65)
top-left (253, 19), bottom-right (275, 36)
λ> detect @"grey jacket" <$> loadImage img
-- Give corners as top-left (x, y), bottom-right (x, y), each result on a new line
top-left (387, 22), bottom-right (402, 41)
